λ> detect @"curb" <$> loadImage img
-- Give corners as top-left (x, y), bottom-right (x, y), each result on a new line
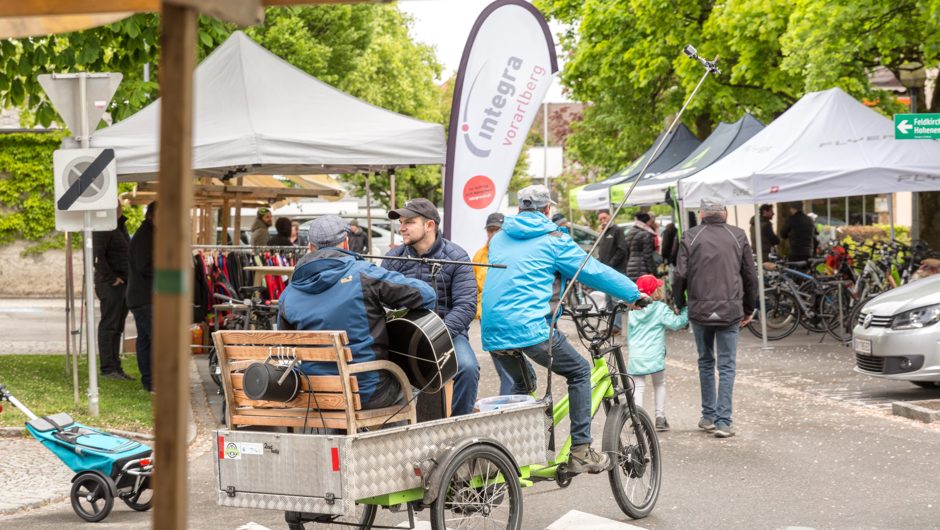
top-left (0, 424), bottom-right (154, 441)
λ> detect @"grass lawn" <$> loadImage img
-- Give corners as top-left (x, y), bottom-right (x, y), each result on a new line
top-left (0, 354), bottom-right (153, 433)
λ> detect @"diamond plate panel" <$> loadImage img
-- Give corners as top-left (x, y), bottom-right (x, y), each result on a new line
top-left (347, 404), bottom-right (548, 499)
top-left (217, 490), bottom-right (350, 515)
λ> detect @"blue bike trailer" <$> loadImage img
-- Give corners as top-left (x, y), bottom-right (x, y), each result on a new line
top-left (25, 413), bottom-right (152, 478)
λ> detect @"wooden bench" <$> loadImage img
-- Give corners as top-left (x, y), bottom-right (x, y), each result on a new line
top-left (213, 330), bottom-right (417, 432)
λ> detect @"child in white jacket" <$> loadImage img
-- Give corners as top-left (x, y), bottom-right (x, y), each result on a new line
top-left (628, 274), bottom-right (688, 431)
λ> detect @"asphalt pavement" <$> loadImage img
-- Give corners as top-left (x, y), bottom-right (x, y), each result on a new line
top-left (2, 305), bottom-right (940, 529)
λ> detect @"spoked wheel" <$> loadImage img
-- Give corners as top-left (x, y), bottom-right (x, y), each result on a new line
top-left (70, 473), bottom-right (114, 523)
top-left (121, 476), bottom-right (153, 511)
top-left (818, 285), bottom-right (854, 343)
top-left (796, 283), bottom-right (828, 333)
top-left (208, 347), bottom-right (223, 388)
top-left (284, 504), bottom-right (377, 529)
top-left (747, 289), bottom-right (801, 341)
top-left (603, 404), bottom-right (661, 519)
top-left (431, 444), bottom-right (523, 530)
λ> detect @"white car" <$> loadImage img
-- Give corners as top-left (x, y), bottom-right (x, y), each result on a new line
top-left (852, 274), bottom-right (940, 388)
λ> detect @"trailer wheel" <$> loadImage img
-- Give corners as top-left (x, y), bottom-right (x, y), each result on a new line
top-left (71, 472), bottom-right (114, 522)
top-left (121, 476), bottom-right (153, 511)
top-left (430, 443), bottom-right (522, 529)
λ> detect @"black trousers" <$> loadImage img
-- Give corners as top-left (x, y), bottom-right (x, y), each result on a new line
top-left (95, 281), bottom-right (129, 374)
top-left (131, 304), bottom-right (153, 390)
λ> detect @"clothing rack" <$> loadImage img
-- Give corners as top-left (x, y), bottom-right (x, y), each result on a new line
top-left (191, 244), bottom-right (308, 252)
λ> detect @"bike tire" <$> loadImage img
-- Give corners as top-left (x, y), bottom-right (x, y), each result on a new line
top-left (286, 504), bottom-right (376, 529)
top-left (796, 282), bottom-right (828, 333)
top-left (603, 404), bottom-right (661, 519)
top-left (747, 289), bottom-right (801, 341)
top-left (430, 443), bottom-right (523, 530)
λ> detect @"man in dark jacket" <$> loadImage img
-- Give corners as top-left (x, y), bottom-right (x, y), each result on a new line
top-left (780, 201), bottom-right (817, 263)
top-left (596, 209), bottom-right (626, 271)
top-left (93, 203), bottom-right (132, 380)
top-left (660, 222), bottom-right (679, 267)
top-left (279, 216), bottom-right (435, 409)
top-left (127, 202), bottom-right (155, 391)
top-left (673, 199), bottom-right (758, 439)
top-left (383, 198), bottom-right (479, 416)
top-left (347, 219), bottom-right (369, 254)
top-left (750, 203), bottom-right (781, 263)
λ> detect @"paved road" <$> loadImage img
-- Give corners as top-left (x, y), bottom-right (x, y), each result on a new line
top-left (3, 316), bottom-right (940, 529)
top-left (0, 298), bottom-right (136, 355)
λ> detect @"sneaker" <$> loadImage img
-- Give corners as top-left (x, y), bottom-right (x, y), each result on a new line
top-left (714, 423), bottom-right (735, 438)
top-left (568, 444), bottom-right (610, 474)
top-left (101, 371), bottom-right (127, 381)
top-left (655, 416), bottom-right (670, 432)
top-left (698, 418), bottom-right (716, 432)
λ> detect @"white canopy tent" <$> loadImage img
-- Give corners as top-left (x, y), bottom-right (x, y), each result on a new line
top-left (90, 31), bottom-right (446, 180)
top-left (680, 87), bottom-right (940, 208)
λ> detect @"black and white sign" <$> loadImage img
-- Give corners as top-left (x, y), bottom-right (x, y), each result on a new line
top-left (53, 148), bottom-right (118, 232)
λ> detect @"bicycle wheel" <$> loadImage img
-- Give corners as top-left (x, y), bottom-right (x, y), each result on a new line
top-left (747, 289), bottom-right (801, 341)
top-left (430, 443), bottom-right (523, 530)
top-left (120, 476), bottom-right (153, 511)
top-left (207, 347), bottom-right (222, 388)
top-left (603, 404), bottom-right (660, 519)
top-left (796, 282), bottom-right (827, 333)
top-left (818, 285), bottom-right (853, 343)
top-left (285, 504), bottom-right (376, 530)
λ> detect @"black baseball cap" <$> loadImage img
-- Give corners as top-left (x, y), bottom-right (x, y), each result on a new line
top-left (388, 198), bottom-right (441, 224)
top-left (485, 213), bottom-right (504, 229)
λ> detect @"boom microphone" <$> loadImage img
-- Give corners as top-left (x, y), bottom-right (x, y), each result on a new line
top-left (684, 44), bottom-right (720, 75)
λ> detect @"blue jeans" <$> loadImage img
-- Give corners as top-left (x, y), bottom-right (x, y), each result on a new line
top-left (492, 332), bottom-right (592, 446)
top-left (130, 305), bottom-right (153, 391)
top-left (451, 334), bottom-right (480, 416)
top-left (691, 323), bottom-right (739, 427)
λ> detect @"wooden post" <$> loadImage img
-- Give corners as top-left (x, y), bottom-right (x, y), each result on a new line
top-left (233, 176), bottom-right (244, 245)
top-left (221, 198), bottom-right (231, 245)
top-left (153, 4), bottom-right (196, 529)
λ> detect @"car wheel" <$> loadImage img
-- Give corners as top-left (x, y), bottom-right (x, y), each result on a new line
top-left (911, 381), bottom-right (940, 389)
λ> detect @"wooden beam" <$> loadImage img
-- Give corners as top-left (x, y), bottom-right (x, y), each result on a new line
top-left (166, 0), bottom-right (262, 27)
top-left (152, 4), bottom-right (196, 529)
top-left (221, 198), bottom-right (231, 245)
top-left (0, 0), bottom-right (381, 17)
top-left (233, 176), bottom-right (244, 246)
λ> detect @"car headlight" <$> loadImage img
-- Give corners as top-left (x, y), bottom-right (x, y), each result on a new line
top-left (892, 304), bottom-right (940, 330)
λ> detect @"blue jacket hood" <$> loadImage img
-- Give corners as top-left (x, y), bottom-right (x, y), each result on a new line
top-left (501, 211), bottom-right (559, 240)
top-left (290, 249), bottom-right (356, 295)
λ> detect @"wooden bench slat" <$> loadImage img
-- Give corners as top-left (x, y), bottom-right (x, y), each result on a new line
top-left (231, 389), bottom-right (359, 411)
top-left (231, 373), bottom-right (360, 394)
top-left (230, 414), bottom-right (349, 430)
top-left (219, 330), bottom-right (348, 346)
top-left (222, 345), bottom-right (353, 363)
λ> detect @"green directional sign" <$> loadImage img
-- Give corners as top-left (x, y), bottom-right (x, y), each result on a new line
top-left (894, 113), bottom-right (940, 140)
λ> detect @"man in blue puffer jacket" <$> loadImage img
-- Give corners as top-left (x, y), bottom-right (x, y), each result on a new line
top-left (483, 185), bottom-right (645, 474)
top-left (279, 215), bottom-right (436, 410)
top-left (383, 199), bottom-right (480, 416)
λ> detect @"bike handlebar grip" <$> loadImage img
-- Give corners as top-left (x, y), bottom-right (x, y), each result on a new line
top-left (633, 296), bottom-right (652, 309)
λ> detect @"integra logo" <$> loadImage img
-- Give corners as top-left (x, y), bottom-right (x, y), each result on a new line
top-left (462, 56), bottom-right (547, 158)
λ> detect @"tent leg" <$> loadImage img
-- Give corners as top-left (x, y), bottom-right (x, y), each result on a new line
top-left (366, 173), bottom-right (373, 255)
top-left (753, 203), bottom-right (769, 350)
top-left (889, 193), bottom-right (895, 241)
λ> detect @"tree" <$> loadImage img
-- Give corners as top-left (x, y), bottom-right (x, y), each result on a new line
top-left (535, 0), bottom-right (939, 177)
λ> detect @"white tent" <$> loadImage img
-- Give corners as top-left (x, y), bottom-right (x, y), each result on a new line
top-left (680, 87), bottom-right (940, 207)
top-left (90, 31), bottom-right (445, 180)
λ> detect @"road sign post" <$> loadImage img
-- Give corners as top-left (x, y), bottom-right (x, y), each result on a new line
top-left (41, 72), bottom-right (122, 417)
top-left (894, 113), bottom-right (940, 140)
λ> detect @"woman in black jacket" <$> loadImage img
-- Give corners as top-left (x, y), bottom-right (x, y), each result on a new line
top-left (623, 212), bottom-right (658, 280)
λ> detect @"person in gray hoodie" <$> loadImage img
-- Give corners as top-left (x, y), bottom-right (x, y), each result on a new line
top-left (673, 199), bottom-right (758, 439)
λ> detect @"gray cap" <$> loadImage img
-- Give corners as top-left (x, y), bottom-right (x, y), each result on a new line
top-left (308, 215), bottom-right (349, 247)
top-left (700, 198), bottom-right (725, 213)
top-left (484, 212), bottom-right (504, 229)
top-left (517, 185), bottom-right (556, 210)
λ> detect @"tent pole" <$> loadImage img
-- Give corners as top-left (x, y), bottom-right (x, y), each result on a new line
top-left (827, 198), bottom-right (832, 243)
top-left (889, 193), bottom-right (895, 241)
top-left (845, 196), bottom-right (849, 227)
top-left (862, 195), bottom-right (866, 225)
top-left (389, 169), bottom-right (396, 249)
top-left (754, 203), bottom-right (769, 350)
top-left (366, 173), bottom-right (373, 255)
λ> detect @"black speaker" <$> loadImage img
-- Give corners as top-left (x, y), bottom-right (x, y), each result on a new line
top-left (243, 363), bottom-right (299, 402)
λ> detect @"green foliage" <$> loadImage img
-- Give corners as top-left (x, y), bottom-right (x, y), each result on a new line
top-left (0, 132), bottom-right (68, 254)
top-left (535, 0), bottom-right (940, 175)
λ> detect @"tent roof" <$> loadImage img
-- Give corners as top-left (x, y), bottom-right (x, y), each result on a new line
top-left (571, 123), bottom-right (700, 210)
top-left (622, 114), bottom-right (764, 206)
top-left (680, 87), bottom-right (940, 207)
top-left (90, 31), bottom-right (445, 180)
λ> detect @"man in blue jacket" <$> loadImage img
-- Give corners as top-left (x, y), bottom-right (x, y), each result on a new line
top-left (279, 215), bottom-right (436, 410)
top-left (483, 185), bottom-right (645, 474)
top-left (384, 198), bottom-right (479, 416)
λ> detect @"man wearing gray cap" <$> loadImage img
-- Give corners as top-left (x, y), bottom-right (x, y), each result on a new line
top-left (383, 198), bottom-right (479, 417)
top-left (482, 184), bottom-right (645, 474)
top-left (278, 215), bottom-right (436, 410)
top-left (673, 199), bottom-right (758, 438)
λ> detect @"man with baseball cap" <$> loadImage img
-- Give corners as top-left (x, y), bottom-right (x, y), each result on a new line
top-left (279, 215), bottom-right (436, 411)
top-left (383, 198), bottom-right (480, 417)
top-left (482, 184), bottom-right (646, 474)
